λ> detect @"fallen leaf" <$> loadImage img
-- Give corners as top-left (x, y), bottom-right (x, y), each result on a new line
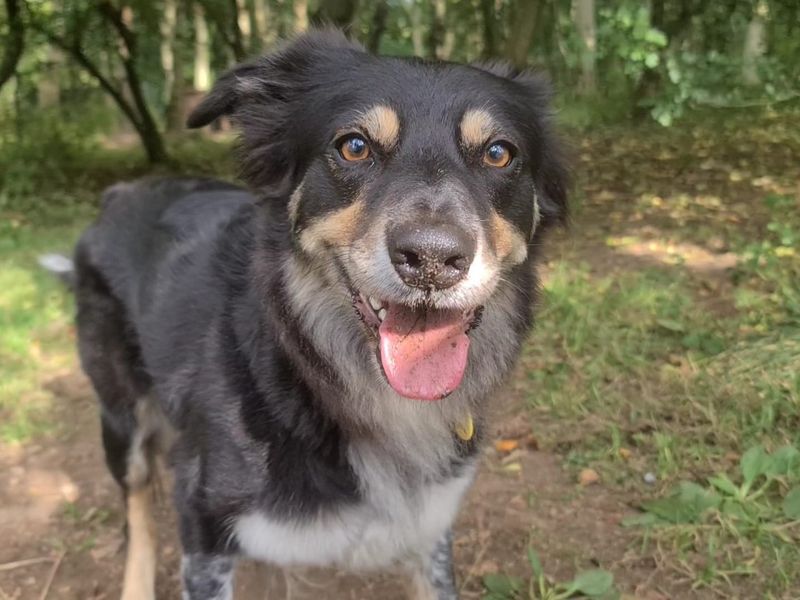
top-left (618, 447), bottom-right (632, 460)
top-left (579, 468), bottom-right (601, 486)
top-left (494, 439), bottom-right (519, 454)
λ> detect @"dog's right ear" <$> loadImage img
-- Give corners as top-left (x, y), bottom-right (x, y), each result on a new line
top-left (186, 63), bottom-right (263, 129)
top-left (186, 29), bottom-right (362, 130)
top-left (186, 30), bottom-right (365, 197)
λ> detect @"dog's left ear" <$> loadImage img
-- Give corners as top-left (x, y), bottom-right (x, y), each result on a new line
top-left (187, 29), bottom-right (365, 197)
top-left (472, 63), bottom-right (570, 228)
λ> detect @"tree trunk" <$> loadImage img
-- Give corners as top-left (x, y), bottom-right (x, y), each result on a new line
top-left (742, 1), bottom-right (768, 86)
top-left (227, 0), bottom-right (246, 60)
top-left (366, 0), bottom-right (388, 53)
top-left (30, 4), bottom-right (168, 163)
top-left (193, 2), bottom-right (211, 92)
top-left (0, 0), bottom-right (24, 92)
top-left (313, 0), bottom-right (358, 32)
top-left (506, 0), bottom-right (540, 68)
top-left (410, 1), bottom-right (424, 57)
top-left (253, 0), bottom-right (276, 49)
top-left (479, 0), bottom-right (499, 59)
top-left (160, 0), bottom-right (178, 105)
top-left (165, 1), bottom-right (187, 132)
top-left (426, 0), bottom-right (442, 58)
top-left (236, 0), bottom-right (251, 51)
top-left (435, 0), bottom-right (454, 59)
top-left (293, 0), bottom-right (308, 33)
top-left (37, 46), bottom-right (62, 108)
top-left (98, 2), bottom-right (169, 163)
top-left (573, 0), bottom-right (596, 94)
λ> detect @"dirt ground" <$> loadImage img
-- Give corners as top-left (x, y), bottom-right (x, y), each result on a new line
top-left (0, 362), bottom-right (679, 600)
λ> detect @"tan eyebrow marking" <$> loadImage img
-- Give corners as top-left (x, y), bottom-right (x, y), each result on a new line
top-left (460, 108), bottom-right (499, 148)
top-left (355, 105), bottom-right (400, 149)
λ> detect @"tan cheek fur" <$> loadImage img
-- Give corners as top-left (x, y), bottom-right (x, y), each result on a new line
top-left (489, 211), bottom-right (528, 265)
top-left (299, 199), bottom-right (366, 255)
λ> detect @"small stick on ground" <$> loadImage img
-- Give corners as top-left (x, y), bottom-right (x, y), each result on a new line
top-left (0, 556), bottom-right (53, 571)
top-left (38, 551), bottom-right (65, 600)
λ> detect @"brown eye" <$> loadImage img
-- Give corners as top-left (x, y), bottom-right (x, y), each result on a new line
top-left (338, 135), bottom-right (371, 161)
top-left (483, 142), bottom-right (513, 168)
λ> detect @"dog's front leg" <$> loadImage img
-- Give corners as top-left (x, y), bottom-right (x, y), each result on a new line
top-left (408, 530), bottom-right (459, 600)
top-left (181, 554), bottom-right (235, 600)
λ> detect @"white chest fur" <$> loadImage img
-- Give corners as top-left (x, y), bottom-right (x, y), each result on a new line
top-left (233, 467), bottom-right (474, 570)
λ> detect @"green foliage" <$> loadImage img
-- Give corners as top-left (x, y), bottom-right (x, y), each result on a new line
top-left (734, 195), bottom-right (800, 327)
top-left (482, 547), bottom-right (616, 600)
top-left (598, 3), bottom-right (668, 79)
top-left (0, 216), bottom-right (82, 442)
top-left (0, 106), bottom-right (106, 211)
top-left (628, 443), bottom-right (800, 534)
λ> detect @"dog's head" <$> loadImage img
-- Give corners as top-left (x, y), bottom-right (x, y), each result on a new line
top-left (189, 30), bottom-right (568, 402)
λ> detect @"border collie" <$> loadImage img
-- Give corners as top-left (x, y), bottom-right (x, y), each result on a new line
top-left (69, 29), bottom-right (567, 600)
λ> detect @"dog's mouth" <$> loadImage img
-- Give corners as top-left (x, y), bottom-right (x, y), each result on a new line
top-left (352, 291), bottom-right (483, 401)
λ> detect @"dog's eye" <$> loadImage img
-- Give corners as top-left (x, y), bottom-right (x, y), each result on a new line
top-left (338, 135), bottom-right (371, 162)
top-left (483, 142), bottom-right (513, 168)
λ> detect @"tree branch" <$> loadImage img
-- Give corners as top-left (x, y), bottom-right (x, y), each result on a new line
top-left (28, 19), bottom-right (142, 131)
top-left (0, 0), bottom-right (25, 91)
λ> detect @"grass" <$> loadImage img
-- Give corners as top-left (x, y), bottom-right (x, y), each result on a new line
top-left (511, 179), bottom-right (800, 595)
top-left (0, 132), bottom-right (239, 442)
top-left (0, 216), bottom-right (86, 442)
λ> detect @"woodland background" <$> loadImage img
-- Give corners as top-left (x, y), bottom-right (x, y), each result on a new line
top-left (1, 1), bottom-right (800, 599)
top-left (1, 0), bottom-right (799, 167)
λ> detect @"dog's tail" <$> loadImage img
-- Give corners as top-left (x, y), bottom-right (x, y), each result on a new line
top-left (39, 253), bottom-right (76, 291)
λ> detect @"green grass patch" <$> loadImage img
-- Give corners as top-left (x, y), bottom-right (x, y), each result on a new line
top-left (0, 215), bottom-right (86, 442)
top-left (520, 190), bottom-right (800, 593)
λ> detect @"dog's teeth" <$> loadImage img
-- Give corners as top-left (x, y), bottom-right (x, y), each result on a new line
top-left (377, 308), bottom-right (387, 321)
top-left (369, 297), bottom-right (383, 311)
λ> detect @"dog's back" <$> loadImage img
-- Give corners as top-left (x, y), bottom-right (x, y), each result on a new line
top-left (73, 178), bottom-right (256, 600)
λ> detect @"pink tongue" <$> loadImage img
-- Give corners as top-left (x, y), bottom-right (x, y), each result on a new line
top-left (378, 304), bottom-right (470, 401)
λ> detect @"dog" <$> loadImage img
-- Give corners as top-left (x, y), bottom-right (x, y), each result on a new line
top-left (68, 29), bottom-right (568, 600)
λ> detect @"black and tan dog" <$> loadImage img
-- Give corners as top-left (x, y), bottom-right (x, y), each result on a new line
top-left (70, 30), bottom-right (568, 600)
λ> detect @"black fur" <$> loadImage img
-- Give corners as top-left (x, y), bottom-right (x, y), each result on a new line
top-left (73, 30), bottom-right (569, 599)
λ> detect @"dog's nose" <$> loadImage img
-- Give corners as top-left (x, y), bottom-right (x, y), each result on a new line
top-left (387, 223), bottom-right (476, 290)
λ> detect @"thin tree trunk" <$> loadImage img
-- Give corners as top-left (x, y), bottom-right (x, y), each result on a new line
top-left (742, 0), bottom-right (768, 86)
top-left (253, 0), bottom-right (276, 48)
top-left (366, 0), bottom-right (388, 53)
top-left (236, 0), bottom-right (251, 51)
top-left (98, 1), bottom-right (169, 163)
top-left (37, 46), bottom-right (62, 107)
top-left (506, 0), bottom-right (540, 68)
top-left (572, 0), bottom-right (596, 94)
top-left (227, 0), bottom-right (246, 60)
top-left (425, 0), bottom-right (454, 59)
top-left (479, 0), bottom-right (498, 59)
top-left (426, 0), bottom-right (442, 58)
top-left (193, 2), bottom-right (211, 91)
top-left (410, 1), bottom-right (424, 56)
top-left (161, 0), bottom-right (178, 104)
top-left (165, 1), bottom-right (187, 132)
top-left (293, 0), bottom-right (308, 33)
top-left (313, 0), bottom-right (358, 32)
top-left (0, 0), bottom-right (24, 92)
